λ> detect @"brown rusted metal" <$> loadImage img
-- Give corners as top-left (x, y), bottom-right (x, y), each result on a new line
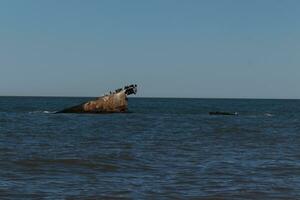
top-left (57, 84), bottom-right (137, 113)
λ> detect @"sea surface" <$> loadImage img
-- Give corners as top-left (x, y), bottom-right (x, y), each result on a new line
top-left (0, 97), bottom-right (299, 199)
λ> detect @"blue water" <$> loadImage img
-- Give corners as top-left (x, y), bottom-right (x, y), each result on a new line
top-left (0, 97), bottom-right (299, 199)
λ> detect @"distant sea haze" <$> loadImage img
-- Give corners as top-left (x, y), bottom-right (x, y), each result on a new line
top-left (0, 97), bottom-right (299, 199)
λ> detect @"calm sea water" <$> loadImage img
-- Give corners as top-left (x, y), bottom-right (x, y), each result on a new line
top-left (0, 97), bottom-right (299, 199)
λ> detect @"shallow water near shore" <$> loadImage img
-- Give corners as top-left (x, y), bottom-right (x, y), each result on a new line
top-left (0, 97), bottom-right (299, 199)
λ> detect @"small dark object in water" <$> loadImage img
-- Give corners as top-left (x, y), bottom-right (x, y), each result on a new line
top-left (209, 111), bottom-right (238, 116)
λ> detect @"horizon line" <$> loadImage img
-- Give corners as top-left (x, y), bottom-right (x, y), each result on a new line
top-left (0, 95), bottom-right (299, 100)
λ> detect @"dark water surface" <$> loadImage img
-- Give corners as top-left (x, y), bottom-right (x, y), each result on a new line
top-left (0, 97), bottom-right (299, 199)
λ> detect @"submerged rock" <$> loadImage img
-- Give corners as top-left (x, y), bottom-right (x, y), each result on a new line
top-left (209, 111), bottom-right (238, 116)
top-left (57, 84), bottom-right (137, 114)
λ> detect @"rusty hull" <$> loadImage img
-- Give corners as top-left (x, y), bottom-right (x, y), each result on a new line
top-left (57, 85), bottom-right (137, 114)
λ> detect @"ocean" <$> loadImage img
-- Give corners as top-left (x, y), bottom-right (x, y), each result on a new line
top-left (0, 97), bottom-right (299, 199)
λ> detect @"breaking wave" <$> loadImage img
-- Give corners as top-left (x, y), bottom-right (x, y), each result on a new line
top-left (265, 113), bottom-right (274, 117)
top-left (28, 110), bottom-right (56, 114)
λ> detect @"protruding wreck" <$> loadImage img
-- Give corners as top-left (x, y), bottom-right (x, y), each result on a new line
top-left (209, 111), bottom-right (238, 116)
top-left (57, 84), bottom-right (137, 114)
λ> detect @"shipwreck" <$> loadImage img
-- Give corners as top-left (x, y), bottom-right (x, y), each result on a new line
top-left (57, 84), bottom-right (137, 113)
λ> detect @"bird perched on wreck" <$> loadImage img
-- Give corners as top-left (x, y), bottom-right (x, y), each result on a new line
top-left (57, 84), bottom-right (137, 114)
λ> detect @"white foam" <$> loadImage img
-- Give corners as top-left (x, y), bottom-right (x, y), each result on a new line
top-left (265, 113), bottom-right (274, 117)
top-left (29, 111), bottom-right (55, 114)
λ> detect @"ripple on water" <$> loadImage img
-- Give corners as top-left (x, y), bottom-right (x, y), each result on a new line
top-left (0, 97), bottom-right (300, 199)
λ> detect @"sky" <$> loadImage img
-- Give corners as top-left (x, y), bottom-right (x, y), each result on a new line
top-left (0, 0), bottom-right (299, 98)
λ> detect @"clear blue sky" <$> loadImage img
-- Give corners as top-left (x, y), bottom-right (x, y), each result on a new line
top-left (0, 0), bottom-right (299, 98)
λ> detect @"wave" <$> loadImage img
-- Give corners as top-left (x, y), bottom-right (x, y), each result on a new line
top-left (265, 113), bottom-right (274, 117)
top-left (28, 110), bottom-right (56, 114)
